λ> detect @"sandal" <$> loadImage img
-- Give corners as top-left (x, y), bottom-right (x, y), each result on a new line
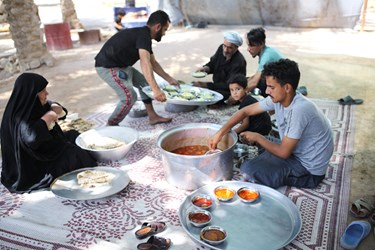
top-left (135, 222), bottom-right (166, 240)
top-left (338, 95), bottom-right (363, 105)
top-left (340, 220), bottom-right (371, 249)
top-left (297, 86), bottom-right (308, 96)
top-left (370, 213), bottom-right (375, 225)
top-left (350, 196), bottom-right (375, 218)
top-left (137, 236), bottom-right (171, 250)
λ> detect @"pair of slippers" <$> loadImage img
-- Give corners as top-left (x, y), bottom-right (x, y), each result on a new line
top-left (135, 222), bottom-right (171, 250)
top-left (338, 95), bottom-right (363, 105)
top-left (340, 195), bottom-right (375, 249)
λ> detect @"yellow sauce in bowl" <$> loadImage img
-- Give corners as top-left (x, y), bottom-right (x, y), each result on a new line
top-left (214, 187), bottom-right (235, 201)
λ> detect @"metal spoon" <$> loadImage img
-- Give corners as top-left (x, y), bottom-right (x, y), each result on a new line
top-left (204, 149), bottom-right (222, 155)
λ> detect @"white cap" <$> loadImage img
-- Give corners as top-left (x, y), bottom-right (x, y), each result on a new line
top-left (223, 31), bottom-right (243, 47)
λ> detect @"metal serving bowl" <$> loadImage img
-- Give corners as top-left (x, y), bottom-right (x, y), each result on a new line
top-left (214, 186), bottom-right (235, 202)
top-left (200, 225), bottom-right (227, 245)
top-left (128, 101), bottom-right (147, 118)
top-left (75, 126), bottom-right (138, 161)
top-left (157, 123), bottom-right (238, 190)
top-left (191, 194), bottom-right (213, 210)
top-left (165, 103), bottom-right (198, 113)
top-left (187, 210), bottom-right (212, 227)
top-left (237, 186), bottom-right (260, 203)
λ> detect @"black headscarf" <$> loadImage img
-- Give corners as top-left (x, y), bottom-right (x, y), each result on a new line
top-left (1, 73), bottom-right (53, 192)
top-left (1, 73), bottom-right (95, 193)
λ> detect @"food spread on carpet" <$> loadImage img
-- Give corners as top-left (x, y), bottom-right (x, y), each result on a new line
top-left (0, 100), bottom-right (356, 249)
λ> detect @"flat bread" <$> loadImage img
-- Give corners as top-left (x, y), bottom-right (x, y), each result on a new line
top-left (77, 170), bottom-right (115, 188)
top-left (59, 118), bottom-right (94, 133)
top-left (87, 136), bottom-right (126, 150)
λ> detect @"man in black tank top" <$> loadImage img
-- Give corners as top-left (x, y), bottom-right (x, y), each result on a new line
top-left (95, 10), bottom-right (179, 126)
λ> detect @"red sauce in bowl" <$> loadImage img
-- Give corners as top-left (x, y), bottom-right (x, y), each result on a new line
top-left (193, 197), bottom-right (212, 208)
top-left (189, 212), bottom-right (210, 223)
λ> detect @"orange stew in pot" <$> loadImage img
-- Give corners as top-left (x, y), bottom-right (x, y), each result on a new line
top-left (172, 145), bottom-right (209, 155)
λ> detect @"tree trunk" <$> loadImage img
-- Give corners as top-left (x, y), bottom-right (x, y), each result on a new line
top-left (61, 0), bottom-right (84, 29)
top-left (3, 0), bottom-right (54, 72)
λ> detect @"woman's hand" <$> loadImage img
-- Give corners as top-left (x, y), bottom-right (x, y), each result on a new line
top-left (50, 103), bottom-right (63, 115)
top-left (41, 110), bottom-right (58, 130)
top-left (51, 103), bottom-right (66, 118)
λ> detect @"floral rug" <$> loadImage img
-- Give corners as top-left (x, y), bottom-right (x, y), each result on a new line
top-left (0, 99), bottom-right (355, 250)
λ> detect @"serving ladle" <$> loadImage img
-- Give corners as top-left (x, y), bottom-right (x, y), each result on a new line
top-left (204, 149), bottom-right (222, 155)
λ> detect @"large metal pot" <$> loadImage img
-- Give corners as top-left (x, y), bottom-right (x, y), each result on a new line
top-left (157, 123), bottom-right (238, 190)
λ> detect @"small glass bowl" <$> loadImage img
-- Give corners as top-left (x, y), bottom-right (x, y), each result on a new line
top-left (200, 225), bottom-right (227, 245)
top-left (237, 186), bottom-right (260, 203)
top-left (214, 186), bottom-right (235, 202)
top-left (191, 194), bottom-right (213, 210)
top-left (187, 210), bottom-right (212, 228)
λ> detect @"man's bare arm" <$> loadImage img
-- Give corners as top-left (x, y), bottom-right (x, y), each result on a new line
top-left (139, 49), bottom-right (166, 101)
top-left (209, 102), bottom-right (264, 148)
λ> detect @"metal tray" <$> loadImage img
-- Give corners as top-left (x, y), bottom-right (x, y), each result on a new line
top-left (50, 166), bottom-right (130, 200)
top-left (178, 181), bottom-right (301, 250)
top-left (142, 85), bottom-right (223, 106)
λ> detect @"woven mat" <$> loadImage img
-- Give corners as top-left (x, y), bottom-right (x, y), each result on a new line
top-left (0, 99), bottom-right (355, 249)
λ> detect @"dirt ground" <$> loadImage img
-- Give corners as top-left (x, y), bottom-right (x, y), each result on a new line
top-left (0, 24), bottom-right (375, 248)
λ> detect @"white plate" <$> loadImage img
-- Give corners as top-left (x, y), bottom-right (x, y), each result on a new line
top-left (50, 167), bottom-right (130, 200)
top-left (192, 72), bottom-right (207, 78)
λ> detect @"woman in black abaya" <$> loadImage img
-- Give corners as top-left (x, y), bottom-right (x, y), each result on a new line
top-left (1, 73), bottom-right (96, 193)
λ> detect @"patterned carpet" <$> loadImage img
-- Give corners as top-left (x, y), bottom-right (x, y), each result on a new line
top-left (0, 99), bottom-right (355, 249)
